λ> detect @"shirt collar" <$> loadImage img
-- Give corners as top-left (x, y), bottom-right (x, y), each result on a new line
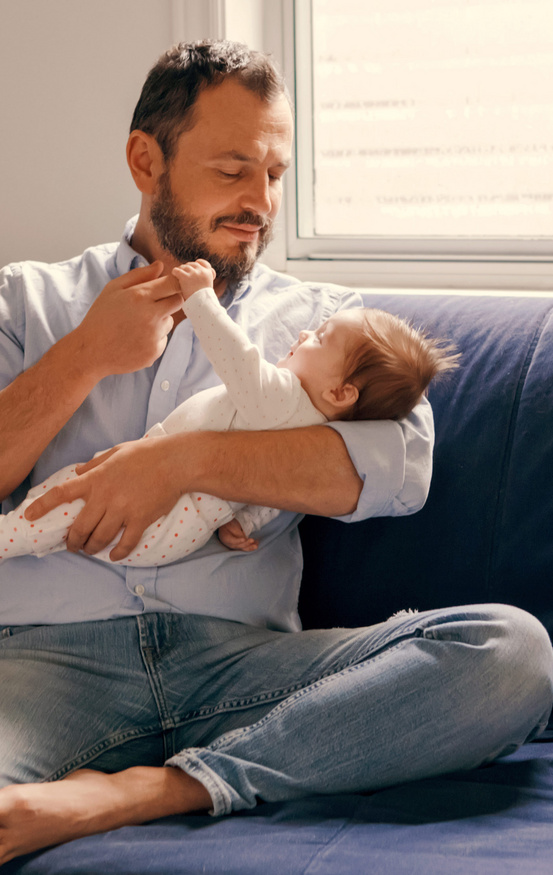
top-left (114, 216), bottom-right (148, 276)
top-left (221, 276), bottom-right (252, 308)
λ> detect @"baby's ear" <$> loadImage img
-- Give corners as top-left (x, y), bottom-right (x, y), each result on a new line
top-left (322, 382), bottom-right (359, 410)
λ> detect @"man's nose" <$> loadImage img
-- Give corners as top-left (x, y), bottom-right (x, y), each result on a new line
top-left (240, 173), bottom-right (273, 217)
top-left (298, 330), bottom-right (309, 343)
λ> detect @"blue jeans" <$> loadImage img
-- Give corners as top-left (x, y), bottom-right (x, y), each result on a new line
top-left (0, 605), bottom-right (552, 815)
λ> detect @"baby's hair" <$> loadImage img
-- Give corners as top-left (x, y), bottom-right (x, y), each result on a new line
top-left (342, 308), bottom-right (459, 422)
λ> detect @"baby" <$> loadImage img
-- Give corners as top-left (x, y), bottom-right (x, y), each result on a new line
top-left (0, 260), bottom-right (457, 564)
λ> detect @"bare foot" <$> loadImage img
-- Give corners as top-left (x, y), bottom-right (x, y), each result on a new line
top-left (0, 766), bottom-right (211, 865)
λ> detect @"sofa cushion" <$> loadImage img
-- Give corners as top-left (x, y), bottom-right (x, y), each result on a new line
top-left (299, 294), bottom-right (553, 640)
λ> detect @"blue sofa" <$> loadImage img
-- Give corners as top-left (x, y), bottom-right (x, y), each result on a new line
top-left (6, 290), bottom-right (553, 874)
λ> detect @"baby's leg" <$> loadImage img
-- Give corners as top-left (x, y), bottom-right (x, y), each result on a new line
top-left (0, 465), bottom-right (85, 561)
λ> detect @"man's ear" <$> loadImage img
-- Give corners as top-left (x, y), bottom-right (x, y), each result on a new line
top-left (322, 382), bottom-right (359, 410)
top-left (126, 131), bottom-right (165, 195)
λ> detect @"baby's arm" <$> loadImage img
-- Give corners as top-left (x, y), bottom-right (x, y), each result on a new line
top-left (173, 268), bottom-right (300, 430)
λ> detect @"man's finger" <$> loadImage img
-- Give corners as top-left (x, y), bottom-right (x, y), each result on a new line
top-left (118, 260), bottom-right (164, 289)
top-left (147, 274), bottom-right (182, 302)
top-left (155, 292), bottom-right (185, 315)
top-left (118, 265), bottom-right (182, 307)
top-left (138, 279), bottom-right (185, 314)
top-left (65, 504), bottom-right (108, 554)
top-left (109, 522), bottom-right (145, 562)
top-left (75, 447), bottom-right (118, 476)
top-left (24, 482), bottom-right (82, 521)
top-left (81, 515), bottom-right (125, 557)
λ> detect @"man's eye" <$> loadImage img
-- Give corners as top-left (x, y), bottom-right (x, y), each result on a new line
top-left (219, 170), bottom-right (240, 179)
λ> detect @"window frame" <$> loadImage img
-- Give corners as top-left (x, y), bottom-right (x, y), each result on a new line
top-left (270, 0), bottom-right (553, 289)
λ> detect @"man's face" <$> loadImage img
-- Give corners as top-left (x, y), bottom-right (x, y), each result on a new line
top-left (150, 78), bottom-right (293, 285)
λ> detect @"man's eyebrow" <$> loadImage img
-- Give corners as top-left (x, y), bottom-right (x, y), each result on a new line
top-left (210, 150), bottom-right (291, 169)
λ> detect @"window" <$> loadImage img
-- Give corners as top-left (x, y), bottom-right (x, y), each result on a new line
top-left (276, 0), bottom-right (553, 288)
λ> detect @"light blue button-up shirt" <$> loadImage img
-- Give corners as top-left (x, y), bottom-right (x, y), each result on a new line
top-left (0, 219), bottom-right (434, 631)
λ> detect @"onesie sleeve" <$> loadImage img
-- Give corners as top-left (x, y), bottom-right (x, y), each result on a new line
top-left (234, 504), bottom-right (281, 537)
top-left (182, 287), bottom-right (303, 429)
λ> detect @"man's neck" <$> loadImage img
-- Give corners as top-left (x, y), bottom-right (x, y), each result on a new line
top-left (130, 214), bottom-right (177, 274)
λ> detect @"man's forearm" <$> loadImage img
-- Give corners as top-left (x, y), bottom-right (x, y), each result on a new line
top-left (180, 426), bottom-right (362, 517)
top-left (24, 423), bottom-right (362, 558)
top-left (0, 331), bottom-right (101, 501)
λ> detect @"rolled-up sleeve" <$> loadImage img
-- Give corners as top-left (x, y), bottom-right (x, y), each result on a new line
top-left (0, 265), bottom-right (25, 390)
top-left (327, 394), bottom-right (435, 523)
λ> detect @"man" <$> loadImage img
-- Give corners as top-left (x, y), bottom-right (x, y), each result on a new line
top-left (0, 41), bottom-right (551, 864)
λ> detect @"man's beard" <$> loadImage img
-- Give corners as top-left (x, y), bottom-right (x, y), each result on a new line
top-left (150, 170), bottom-right (274, 285)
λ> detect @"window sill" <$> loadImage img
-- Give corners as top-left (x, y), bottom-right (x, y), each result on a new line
top-left (279, 257), bottom-right (553, 292)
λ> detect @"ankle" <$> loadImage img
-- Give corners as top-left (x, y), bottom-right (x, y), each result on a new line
top-left (116, 766), bottom-right (212, 822)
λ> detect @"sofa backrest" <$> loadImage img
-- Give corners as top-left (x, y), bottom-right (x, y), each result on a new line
top-left (299, 293), bottom-right (553, 640)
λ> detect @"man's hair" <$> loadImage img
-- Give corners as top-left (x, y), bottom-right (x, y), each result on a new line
top-left (130, 39), bottom-right (290, 162)
top-left (342, 309), bottom-right (459, 422)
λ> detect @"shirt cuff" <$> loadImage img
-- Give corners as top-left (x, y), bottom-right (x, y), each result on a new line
top-left (327, 395), bottom-right (435, 523)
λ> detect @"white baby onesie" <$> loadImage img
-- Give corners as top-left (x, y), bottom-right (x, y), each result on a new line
top-left (0, 287), bottom-right (326, 566)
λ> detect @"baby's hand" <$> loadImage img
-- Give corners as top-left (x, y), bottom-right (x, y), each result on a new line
top-left (218, 519), bottom-right (259, 552)
top-left (172, 259), bottom-right (216, 301)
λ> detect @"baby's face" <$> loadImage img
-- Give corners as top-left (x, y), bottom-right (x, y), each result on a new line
top-left (278, 309), bottom-right (365, 394)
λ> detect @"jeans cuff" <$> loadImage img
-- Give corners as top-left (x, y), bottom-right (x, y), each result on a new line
top-left (165, 748), bottom-right (234, 817)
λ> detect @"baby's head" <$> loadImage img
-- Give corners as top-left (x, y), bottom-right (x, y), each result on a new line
top-left (279, 308), bottom-right (458, 422)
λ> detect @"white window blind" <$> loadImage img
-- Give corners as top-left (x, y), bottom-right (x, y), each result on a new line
top-left (282, 0), bottom-right (553, 285)
top-left (310, 0), bottom-right (553, 238)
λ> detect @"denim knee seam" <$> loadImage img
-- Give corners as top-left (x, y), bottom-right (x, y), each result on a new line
top-left (206, 652), bottom-right (403, 756)
top-left (172, 623), bottom-right (426, 728)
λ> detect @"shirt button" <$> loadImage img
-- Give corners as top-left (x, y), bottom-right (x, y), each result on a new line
top-left (134, 584), bottom-right (145, 596)
top-left (161, 380), bottom-right (170, 391)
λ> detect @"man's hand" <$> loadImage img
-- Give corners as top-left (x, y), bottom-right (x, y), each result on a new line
top-left (75, 262), bottom-right (185, 380)
top-left (218, 519), bottom-right (259, 552)
top-left (172, 259), bottom-right (216, 302)
top-left (24, 437), bottom-right (185, 561)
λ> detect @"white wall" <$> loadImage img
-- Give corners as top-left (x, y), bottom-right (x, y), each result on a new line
top-left (0, 0), bottom-right (283, 269)
top-left (0, 0), bottom-right (175, 265)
